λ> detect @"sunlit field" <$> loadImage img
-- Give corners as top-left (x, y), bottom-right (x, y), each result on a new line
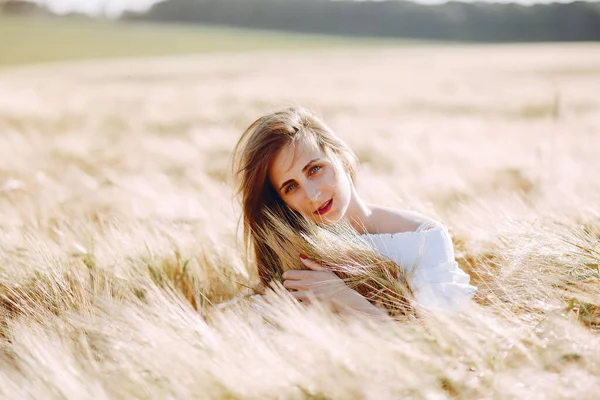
top-left (0, 15), bottom-right (412, 67)
top-left (1, 20), bottom-right (600, 398)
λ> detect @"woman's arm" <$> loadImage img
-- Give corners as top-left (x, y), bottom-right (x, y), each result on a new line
top-left (283, 255), bottom-right (392, 320)
top-left (330, 290), bottom-right (391, 320)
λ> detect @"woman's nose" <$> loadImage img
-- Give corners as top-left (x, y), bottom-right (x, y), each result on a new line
top-left (306, 184), bottom-right (322, 202)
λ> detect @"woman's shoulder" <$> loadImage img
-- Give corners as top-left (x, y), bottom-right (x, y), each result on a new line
top-left (360, 209), bottom-right (452, 272)
top-left (365, 206), bottom-right (441, 235)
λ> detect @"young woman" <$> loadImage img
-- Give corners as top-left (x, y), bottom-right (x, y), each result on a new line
top-left (230, 106), bottom-right (476, 319)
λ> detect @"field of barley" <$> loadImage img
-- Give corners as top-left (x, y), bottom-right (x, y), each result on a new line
top-left (1, 15), bottom-right (600, 399)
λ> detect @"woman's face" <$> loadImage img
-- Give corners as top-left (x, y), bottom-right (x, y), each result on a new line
top-left (268, 138), bottom-right (353, 225)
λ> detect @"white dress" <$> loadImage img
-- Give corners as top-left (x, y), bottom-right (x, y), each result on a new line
top-left (362, 221), bottom-right (477, 313)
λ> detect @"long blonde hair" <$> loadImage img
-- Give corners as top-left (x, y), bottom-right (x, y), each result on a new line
top-left (232, 106), bottom-right (413, 316)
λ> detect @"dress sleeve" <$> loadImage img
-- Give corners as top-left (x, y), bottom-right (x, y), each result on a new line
top-left (407, 225), bottom-right (476, 312)
top-left (365, 223), bottom-right (477, 313)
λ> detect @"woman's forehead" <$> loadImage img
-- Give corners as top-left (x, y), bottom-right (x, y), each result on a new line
top-left (270, 139), bottom-right (324, 177)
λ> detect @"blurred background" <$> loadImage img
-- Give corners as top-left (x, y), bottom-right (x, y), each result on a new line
top-left (1, 0), bottom-right (600, 67)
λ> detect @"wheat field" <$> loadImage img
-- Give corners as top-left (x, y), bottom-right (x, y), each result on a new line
top-left (0, 41), bottom-right (599, 399)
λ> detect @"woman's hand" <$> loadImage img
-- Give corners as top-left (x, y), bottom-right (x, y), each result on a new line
top-left (282, 255), bottom-right (389, 319)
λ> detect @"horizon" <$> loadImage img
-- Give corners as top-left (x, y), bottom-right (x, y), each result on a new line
top-left (33, 0), bottom-right (599, 18)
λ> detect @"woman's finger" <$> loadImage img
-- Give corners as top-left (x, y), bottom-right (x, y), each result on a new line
top-left (282, 270), bottom-right (316, 280)
top-left (299, 255), bottom-right (326, 271)
top-left (283, 279), bottom-right (306, 290)
top-left (290, 291), bottom-right (311, 304)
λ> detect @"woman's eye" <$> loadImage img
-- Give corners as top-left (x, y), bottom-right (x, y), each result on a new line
top-left (285, 183), bottom-right (297, 194)
top-left (309, 165), bottom-right (321, 175)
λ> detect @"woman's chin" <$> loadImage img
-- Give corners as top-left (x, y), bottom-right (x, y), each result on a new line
top-left (312, 209), bottom-right (343, 225)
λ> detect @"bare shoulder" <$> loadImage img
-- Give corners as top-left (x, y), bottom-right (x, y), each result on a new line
top-left (366, 205), bottom-right (439, 234)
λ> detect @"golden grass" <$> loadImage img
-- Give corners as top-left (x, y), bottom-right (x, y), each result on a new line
top-left (0, 42), bottom-right (599, 398)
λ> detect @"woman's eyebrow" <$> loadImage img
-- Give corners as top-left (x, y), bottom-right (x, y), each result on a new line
top-left (278, 158), bottom-right (322, 191)
top-left (301, 158), bottom-right (322, 173)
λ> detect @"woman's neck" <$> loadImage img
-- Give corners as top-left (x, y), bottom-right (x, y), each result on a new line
top-left (344, 187), bottom-right (374, 234)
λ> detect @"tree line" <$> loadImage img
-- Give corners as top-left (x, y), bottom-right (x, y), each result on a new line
top-left (123, 0), bottom-right (600, 42)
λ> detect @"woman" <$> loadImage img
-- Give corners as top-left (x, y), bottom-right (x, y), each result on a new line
top-left (230, 106), bottom-right (476, 319)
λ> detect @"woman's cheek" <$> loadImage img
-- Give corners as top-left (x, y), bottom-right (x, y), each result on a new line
top-left (324, 170), bottom-right (338, 189)
top-left (287, 193), bottom-right (304, 213)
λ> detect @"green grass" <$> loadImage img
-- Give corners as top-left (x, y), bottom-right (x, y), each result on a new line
top-left (0, 14), bottom-right (408, 67)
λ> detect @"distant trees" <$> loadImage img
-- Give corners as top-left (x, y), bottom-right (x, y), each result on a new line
top-left (123, 0), bottom-right (600, 42)
top-left (0, 0), bottom-right (45, 14)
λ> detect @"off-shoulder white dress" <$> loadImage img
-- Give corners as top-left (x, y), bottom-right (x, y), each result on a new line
top-left (362, 221), bottom-right (476, 313)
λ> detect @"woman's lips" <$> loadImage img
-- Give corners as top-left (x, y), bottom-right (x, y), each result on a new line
top-left (314, 199), bottom-right (333, 215)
